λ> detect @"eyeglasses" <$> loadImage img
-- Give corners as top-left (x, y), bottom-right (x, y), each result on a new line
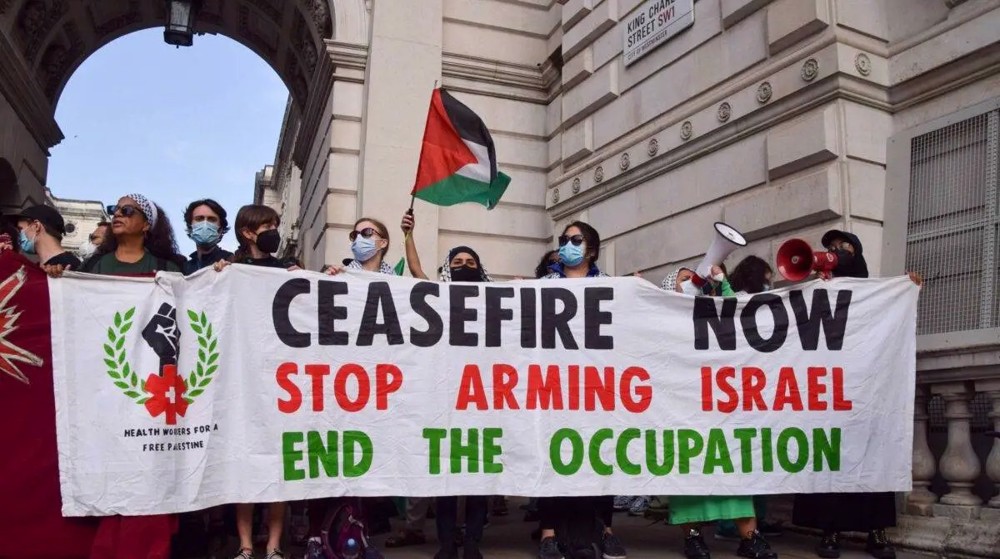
top-left (112, 205), bottom-right (143, 219)
top-left (558, 234), bottom-right (585, 247)
top-left (349, 228), bottom-right (381, 241)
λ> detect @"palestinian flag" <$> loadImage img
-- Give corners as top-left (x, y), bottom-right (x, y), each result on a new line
top-left (411, 89), bottom-right (511, 209)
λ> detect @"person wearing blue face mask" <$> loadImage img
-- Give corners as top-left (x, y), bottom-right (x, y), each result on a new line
top-left (345, 217), bottom-right (396, 275)
top-left (9, 205), bottom-right (81, 273)
top-left (182, 199), bottom-right (233, 276)
top-left (538, 222), bottom-right (626, 559)
top-left (543, 221), bottom-right (608, 279)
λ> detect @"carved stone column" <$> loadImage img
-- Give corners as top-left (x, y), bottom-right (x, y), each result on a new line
top-left (909, 388), bottom-right (938, 513)
top-left (982, 383), bottom-right (1000, 508)
top-left (934, 383), bottom-right (982, 506)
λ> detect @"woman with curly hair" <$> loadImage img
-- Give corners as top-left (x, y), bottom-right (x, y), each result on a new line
top-left (56, 193), bottom-right (182, 559)
top-left (81, 193), bottom-right (184, 274)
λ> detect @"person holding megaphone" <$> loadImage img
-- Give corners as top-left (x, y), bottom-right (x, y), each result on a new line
top-left (790, 229), bottom-right (895, 559)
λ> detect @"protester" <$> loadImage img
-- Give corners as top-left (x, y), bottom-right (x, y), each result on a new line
top-left (10, 205), bottom-right (81, 272)
top-left (535, 249), bottom-right (559, 279)
top-left (662, 266), bottom-right (778, 559)
top-left (538, 221), bottom-right (627, 559)
top-left (80, 195), bottom-right (184, 274)
top-left (661, 265), bottom-right (732, 296)
top-left (714, 255), bottom-right (783, 542)
top-left (182, 198), bottom-right (233, 275)
top-left (793, 229), bottom-right (895, 559)
top-left (78, 221), bottom-right (109, 260)
top-left (727, 255), bottom-right (774, 296)
top-left (213, 204), bottom-right (291, 559)
top-left (50, 193), bottom-right (181, 558)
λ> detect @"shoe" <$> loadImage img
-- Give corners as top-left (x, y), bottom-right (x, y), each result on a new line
top-left (463, 545), bottom-right (484, 559)
top-left (612, 495), bottom-right (635, 511)
top-left (233, 549), bottom-right (255, 559)
top-left (627, 496), bottom-right (650, 516)
top-left (264, 550), bottom-right (284, 559)
top-left (305, 538), bottom-right (324, 559)
top-left (684, 530), bottom-right (711, 559)
top-left (737, 530), bottom-right (777, 559)
top-left (758, 522), bottom-right (783, 538)
top-left (816, 533), bottom-right (840, 559)
top-left (866, 529), bottom-right (896, 559)
top-left (601, 532), bottom-right (627, 559)
top-left (492, 496), bottom-right (509, 517)
top-left (539, 536), bottom-right (564, 559)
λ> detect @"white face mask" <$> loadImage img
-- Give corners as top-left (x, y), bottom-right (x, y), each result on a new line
top-left (78, 242), bottom-right (97, 259)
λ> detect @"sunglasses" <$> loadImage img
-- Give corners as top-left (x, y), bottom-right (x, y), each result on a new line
top-left (558, 234), bottom-right (585, 247)
top-left (112, 205), bottom-right (143, 219)
top-left (349, 227), bottom-right (381, 241)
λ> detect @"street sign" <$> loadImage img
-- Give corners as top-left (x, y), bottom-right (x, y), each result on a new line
top-left (623, 0), bottom-right (695, 67)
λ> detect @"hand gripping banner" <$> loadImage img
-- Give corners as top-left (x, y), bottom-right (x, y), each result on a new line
top-left (46, 265), bottom-right (918, 516)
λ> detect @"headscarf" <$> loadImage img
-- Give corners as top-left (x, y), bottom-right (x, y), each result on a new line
top-left (123, 193), bottom-right (158, 229)
top-left (661, 267), bottom-right (693, 292)
top-left (440, 245), bottom-right (493, 282)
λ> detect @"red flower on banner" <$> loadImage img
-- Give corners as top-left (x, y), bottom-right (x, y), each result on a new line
top-left (144, 364), bottom-right (189, 425)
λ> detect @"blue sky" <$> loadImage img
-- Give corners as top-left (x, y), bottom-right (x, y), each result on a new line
top-left (48, 29), bottom-right (289, 255)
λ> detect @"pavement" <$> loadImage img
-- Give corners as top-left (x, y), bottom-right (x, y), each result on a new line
top-left (357, 499), bottom-right (932, 559)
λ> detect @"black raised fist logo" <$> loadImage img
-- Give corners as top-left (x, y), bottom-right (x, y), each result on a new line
top-left (142, 303), bottom-right (179, 367)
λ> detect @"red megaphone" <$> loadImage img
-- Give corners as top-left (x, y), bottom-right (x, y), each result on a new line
top-left (776, 239), bottom-right (838, 281)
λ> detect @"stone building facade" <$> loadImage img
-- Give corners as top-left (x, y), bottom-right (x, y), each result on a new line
top-left (1, 1), bottom-right (999, 555)
top-left (47, 187), bottom-right (108, 254)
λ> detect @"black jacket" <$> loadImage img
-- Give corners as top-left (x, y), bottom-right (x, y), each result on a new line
top-left (183, 246), bottom-right (234, 276)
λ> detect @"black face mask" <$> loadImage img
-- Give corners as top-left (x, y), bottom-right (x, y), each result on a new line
top-left (831, 249), bottom-right (856, 276)
top-left (450, 265), bottom-right (481, 282)
top-left (256, 229), bottom-right (281, 254)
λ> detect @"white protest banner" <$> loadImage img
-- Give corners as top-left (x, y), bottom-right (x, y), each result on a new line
top-left (50, 266), bottom-right (918, 516)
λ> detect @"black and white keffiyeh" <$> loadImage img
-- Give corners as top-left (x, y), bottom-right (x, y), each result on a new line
top-left (123, 193), bottom-right (158, 228)
top-left (347, 259), bottom-right (397, 275)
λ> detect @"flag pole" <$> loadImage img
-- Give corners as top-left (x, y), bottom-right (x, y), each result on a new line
top-left (397, 79), bottom-right (439, 275)
top-left (407, 79), bottom-right (438, 218)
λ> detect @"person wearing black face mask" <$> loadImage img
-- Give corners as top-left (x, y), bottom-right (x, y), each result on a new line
top-left (820, 230), bottom-right (869, 279)
top-left (793, 231), bottom-right (896, 559)
top-left (400, 211), bottom-right (492, 282)
top-left (214, 205), bottom-right (299, 273)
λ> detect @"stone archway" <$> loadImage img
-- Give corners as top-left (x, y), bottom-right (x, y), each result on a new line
top-left (0, 0), bottom-right (370, 209)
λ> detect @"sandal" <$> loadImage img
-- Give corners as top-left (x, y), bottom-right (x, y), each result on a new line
top-left (233, 549), bottom-right (255, 559)
top-left (264, 549), bottom-right (285, 559)
top-left (385, 530), bottom-right (427, 548)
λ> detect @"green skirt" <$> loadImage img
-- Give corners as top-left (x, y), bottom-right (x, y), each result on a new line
top-left (668, 496), bottom-right (754, 525)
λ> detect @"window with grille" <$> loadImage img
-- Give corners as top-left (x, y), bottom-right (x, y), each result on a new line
top-left (904, 109), bottom-right (999, 336)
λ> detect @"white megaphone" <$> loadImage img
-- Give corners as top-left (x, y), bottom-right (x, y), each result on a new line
top-left (685, 223), bottom-right (747, 293)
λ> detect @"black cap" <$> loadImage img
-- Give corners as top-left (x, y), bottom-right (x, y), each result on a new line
top-left (821, 229), bottom-right (850, 249)
top-left (9, 205), bottom-right (66, 236)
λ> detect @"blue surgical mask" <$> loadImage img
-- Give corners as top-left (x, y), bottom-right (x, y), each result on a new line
top-left (558, 242), bottom-right (585, 267)
top-left (18, 229), bottom-right (36, 255)
top-left (351, 237), bottom-right (379, 263)
top-left (189, 221), bottom-right (221, 247)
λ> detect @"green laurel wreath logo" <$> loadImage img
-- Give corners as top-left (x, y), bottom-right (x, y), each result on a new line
top-left (104, 308), bottom-right (220, 406)
top-left (104, 307), bottom-right (146, 405)
top-left (184, 310), bottom-right (220, 404)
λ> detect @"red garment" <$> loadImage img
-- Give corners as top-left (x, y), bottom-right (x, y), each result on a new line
top-left (90, 515), bottom-right (178, 559)
top-left (0, 253), bottom-right (98, 557)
